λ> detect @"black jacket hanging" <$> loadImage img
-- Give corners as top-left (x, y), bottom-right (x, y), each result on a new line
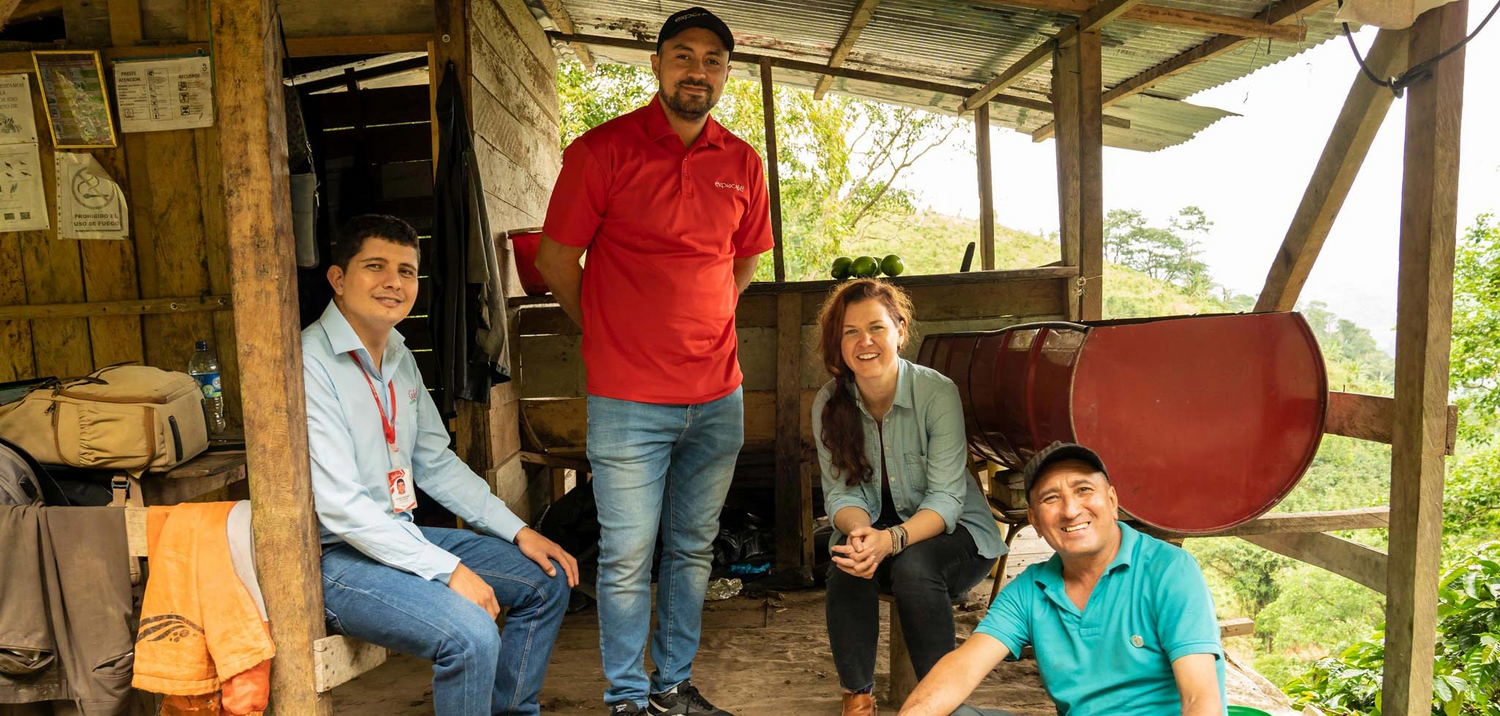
top-left (432, 60), bottom-right (510, 419)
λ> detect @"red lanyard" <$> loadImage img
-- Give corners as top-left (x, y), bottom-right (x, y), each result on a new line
top-left (351, 354), bottom-right (397, 450)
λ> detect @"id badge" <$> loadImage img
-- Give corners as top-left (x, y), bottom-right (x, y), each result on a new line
top-left (388, 467), bottom-right (417, 513)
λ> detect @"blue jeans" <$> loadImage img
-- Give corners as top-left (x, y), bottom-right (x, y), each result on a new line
top-left (320, 527), bottom-right (570, 716)
top-left (587, 386), bottom-right (744, 707)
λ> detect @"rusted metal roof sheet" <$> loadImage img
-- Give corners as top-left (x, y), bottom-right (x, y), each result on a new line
top-left (525, 0), bottom-right (1346, 151)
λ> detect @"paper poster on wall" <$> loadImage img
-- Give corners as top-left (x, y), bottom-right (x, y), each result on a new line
top-left (55, 152), bottom-right (127, 239)
top-left (0, 74), bottom-right (38, 146)
top-left (32, 51), bottom-right (117, 149)
top-left (114, 56), bottom-right (215, 133)
top-left (0, 144), bottom-right (48, 232)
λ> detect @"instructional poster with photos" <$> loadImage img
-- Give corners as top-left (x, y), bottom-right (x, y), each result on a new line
top-left (114, 56), bottom-right (215, 133)
top-left (0, 74), bottom-right (48, 232)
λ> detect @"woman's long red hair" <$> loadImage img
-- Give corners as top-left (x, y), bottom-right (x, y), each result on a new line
top-left (815, 278), bottom-right (915, 487)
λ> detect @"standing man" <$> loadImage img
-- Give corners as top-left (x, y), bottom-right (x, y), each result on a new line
top-left (535, 7), bottom-right (774, 716)
top-left (305, 215), bottom-right (579, 716)
top-left (898, 442), bottom-right (1226, 716)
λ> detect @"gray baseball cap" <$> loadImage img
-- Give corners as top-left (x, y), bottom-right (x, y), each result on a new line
top-left (1022, 441), bottom-right (1110, 495)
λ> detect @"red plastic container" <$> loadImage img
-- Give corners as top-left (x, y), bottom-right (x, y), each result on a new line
top-left (508, 229), bottom-right (550, 296)
top-left (919, 313), bottom-right (1328, 533)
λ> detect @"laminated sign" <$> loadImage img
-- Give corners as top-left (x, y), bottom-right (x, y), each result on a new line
top-left (0, 74), bottom-right (47, 232)
top-left (55, 152), bottom-right (128, 240)
top-left (113, 56), bottom-right (215, 133)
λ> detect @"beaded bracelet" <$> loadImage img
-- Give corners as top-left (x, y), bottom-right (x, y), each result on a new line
top-left (888, 525), bottom-right (909, 555)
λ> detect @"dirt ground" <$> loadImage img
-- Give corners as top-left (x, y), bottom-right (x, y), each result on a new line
top-left (332, 532), bottom-right (1301, 715)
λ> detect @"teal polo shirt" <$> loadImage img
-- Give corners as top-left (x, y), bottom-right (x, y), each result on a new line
top-left (975, 523), bottom-right (1227, 715)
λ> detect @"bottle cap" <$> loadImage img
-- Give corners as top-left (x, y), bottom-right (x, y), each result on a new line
top-left (195, 341), bottom-right (208, 351)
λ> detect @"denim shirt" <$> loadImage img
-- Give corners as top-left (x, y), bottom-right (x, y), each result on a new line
top-left (812, 359), bottom-right (1006, 559)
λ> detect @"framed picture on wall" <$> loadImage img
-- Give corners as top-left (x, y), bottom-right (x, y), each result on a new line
top-left (31, 50), bottom-right (117, 149)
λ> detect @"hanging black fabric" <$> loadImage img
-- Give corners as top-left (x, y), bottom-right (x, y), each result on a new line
top-left (432, 60), bottom-right (510, 419)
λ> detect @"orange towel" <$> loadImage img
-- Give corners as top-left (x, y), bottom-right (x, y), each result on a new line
top-left (132, 502), bottom-right (275, 716)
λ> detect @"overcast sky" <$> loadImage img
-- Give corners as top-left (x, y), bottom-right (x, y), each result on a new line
top-left (905, 3), bottom-right (1500, 353)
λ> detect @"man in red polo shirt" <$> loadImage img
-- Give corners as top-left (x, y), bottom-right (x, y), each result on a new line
top-left (535, 7), bottom-right (772, 716)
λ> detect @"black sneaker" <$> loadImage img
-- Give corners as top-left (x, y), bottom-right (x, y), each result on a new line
top-left (646, 681), bottom-right (734, 716)
top-left (608, 701), bottom-right (642, 715)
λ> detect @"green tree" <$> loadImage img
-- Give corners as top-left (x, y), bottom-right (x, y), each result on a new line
top-left (1452, 214), bottom-right (1500, 441)
top-left (1103, 207), bottom-right (1213, 295)
top-left (555, 59), bottom-right (966, 281)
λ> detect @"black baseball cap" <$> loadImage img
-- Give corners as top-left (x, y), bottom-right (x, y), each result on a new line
top-left (1022, 442), bottom-right (1110, 495)
top-left (657, 6), bottom-right (735, 54)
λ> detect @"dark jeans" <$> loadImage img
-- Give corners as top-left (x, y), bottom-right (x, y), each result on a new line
top-left (825, 525), bottom-right (997, 691)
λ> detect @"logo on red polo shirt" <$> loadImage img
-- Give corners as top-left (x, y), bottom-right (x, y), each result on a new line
top-left (714, 181), bottom-right (745, 192)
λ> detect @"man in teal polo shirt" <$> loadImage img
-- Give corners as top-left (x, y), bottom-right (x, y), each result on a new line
top-left (899, 442), bottom-right (1226, 716)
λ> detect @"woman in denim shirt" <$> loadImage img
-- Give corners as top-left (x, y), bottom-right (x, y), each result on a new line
top-left (811, 279), bottom-right (1005, 716)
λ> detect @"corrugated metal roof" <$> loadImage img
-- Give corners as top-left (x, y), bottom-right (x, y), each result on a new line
top-left (526, 0), bottom-right (1346, 151)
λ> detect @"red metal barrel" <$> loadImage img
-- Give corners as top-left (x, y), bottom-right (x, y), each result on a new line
top-left (918, 312), bottom-right (1327, 533)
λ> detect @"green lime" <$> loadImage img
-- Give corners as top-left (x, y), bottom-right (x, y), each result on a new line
top-left (881, 254), bottom-right (905, 277)
top-left (851, 256), bottom-right (879, 278)
top-left (830, 256), bottom-right (852, 280)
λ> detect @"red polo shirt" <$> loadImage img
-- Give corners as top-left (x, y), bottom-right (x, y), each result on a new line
top-left (543, 99), bottom-right (774, 404)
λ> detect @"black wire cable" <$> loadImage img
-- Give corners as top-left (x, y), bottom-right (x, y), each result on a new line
top-left (1337, 0), bottom-right (1500, 96)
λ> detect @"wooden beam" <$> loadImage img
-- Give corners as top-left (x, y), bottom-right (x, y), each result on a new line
top-left (976, 102), bottom-right (996, 270)
top-left (969, 0), bottom-right (1306, 41)
top-left (1131, 507), bottom-right (1390, 539)
top-left (1076, 31), bottom-right (1103, 321)
top-left (963, 0), bottom-right (1144, 112)
top-left (10, 0), bottom-right (61, 24)
top-left (1054, 36), bottom-right (1082, 319)
top-left (284, 33), bottom-right (432, 57)
top-left (1242, 532), bottom-right (1388, 594)
top-left (1385, 3), bottom-right (1466, 713)
top-left (548, 32), bottom-right (1129, 128)
top-left (1256, 30), bottom-right (1407, 313)
top-left (813, 0), bottom-right (880, 100)
top-left (1031, 0), bottom-right (1334, 140)
top-left (1218, 617), bottom-right (1254, 639)
top-left (312, 636), bottom-right (388, 693)
top-left (762, 59), bottom-right (786, 282)
top-left (1326, 391), bottom-right (1458, 456)
top-left (774, 292), bottom-right (811, 576)
top-left (104, 0), bottom-right (139, 46)
top-left (538, 0), bottom-right (595, 71)
top-left (0, 295), bottom-right (231, 321)
top-left (210, 0), bottom-right (329, 712)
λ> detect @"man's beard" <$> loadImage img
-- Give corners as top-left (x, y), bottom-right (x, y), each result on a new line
top-left (660, 81), bottom-right (716, 120)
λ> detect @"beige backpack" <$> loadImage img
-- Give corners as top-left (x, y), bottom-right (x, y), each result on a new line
top-left (0, 365), bottom-right (209, 472)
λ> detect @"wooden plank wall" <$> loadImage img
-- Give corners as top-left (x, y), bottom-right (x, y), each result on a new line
top-left (0, 59), bottom-right (239, 424)
top-left (516, 274), bottom-right (1073, 459)
top-left (463, 0), bottom-right (562, 522)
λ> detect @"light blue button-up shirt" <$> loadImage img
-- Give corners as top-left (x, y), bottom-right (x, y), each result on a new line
top-left (812, 358), bottom-right (1005, 559)
top-left (975, 523), bottom-right (1227, 715)
top-left (303, 300), bottom-right (526, 583)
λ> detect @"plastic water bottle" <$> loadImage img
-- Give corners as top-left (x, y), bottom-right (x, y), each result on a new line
top-left (189, 340), bottom-right (227, 436)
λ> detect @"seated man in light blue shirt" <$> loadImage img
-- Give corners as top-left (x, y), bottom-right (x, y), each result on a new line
top-left (899, 442), bottom-right (1226, 716)
top-left (304, 215), bottom-right (578, 716)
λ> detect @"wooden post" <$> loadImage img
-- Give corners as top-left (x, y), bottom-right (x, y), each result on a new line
top-left (1384, 2), bottom-right (1466, 714)
top-left (774, 292), bottom-right (810, 577)
top-left (761, 59), bottom-right (786, 282)
top-left (1053, 40), bottom-right (1081, 281)
top-left (1052, 33), bottom-right (1102, 320)
top-left (975, 102), bottom-right (996, 271)
top-left (1255, 29), bottom-right (1407, 313)
top-left (1076, 30), bottom-right (1104, 321)
top-left (210, 1), bottom-right (330, 713)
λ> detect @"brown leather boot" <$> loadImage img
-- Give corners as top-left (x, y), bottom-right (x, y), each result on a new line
top-left (841, 691), bottom-right (876, 716)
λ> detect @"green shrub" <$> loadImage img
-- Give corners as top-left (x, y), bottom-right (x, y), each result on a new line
top-left (1284, 542), bottom-right (1500, 715)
